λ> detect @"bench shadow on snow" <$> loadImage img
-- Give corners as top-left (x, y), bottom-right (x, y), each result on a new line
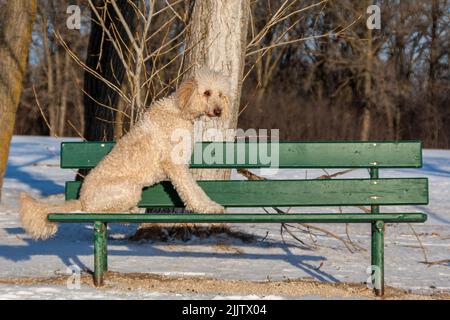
top-left (415, 205), bottom-right (450, 225)
top-left (5, 142), bottom-right (64, 196)
top-left (1, 223), bottom-right (339, 283)
top-left (420, 157), bottom-right (450, 178)
top-left (400, 156), bottom-right (450, 178)
top-left (3, 139), bottom-right (350, 282)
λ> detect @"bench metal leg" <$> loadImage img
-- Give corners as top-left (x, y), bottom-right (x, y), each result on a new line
top-left (94, 221), bottom-right (107, 286)
top-left (103, 223), bottom-right (108, 272)
top-left (371, 221), bottom-right (384, 296)
top-left (369, 168), bottom-right (384, 296)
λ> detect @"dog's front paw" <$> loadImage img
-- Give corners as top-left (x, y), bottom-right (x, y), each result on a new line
top-left (190, 201), bottom-right (225, 214)
top-left (206, 203), bottom-right (226, 214)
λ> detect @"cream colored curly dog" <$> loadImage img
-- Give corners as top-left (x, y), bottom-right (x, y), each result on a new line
top-left (20, 69), bottom-right (231, 240)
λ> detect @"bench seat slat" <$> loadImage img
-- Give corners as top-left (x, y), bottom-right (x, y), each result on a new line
top-left (65, 178), bottom-right (428, 207)
top-left (60, 141), bottom-right (422, 169)
top-left (47, 213), bottom-right (427, 223)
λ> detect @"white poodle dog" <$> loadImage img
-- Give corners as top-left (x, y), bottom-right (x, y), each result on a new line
top-left (20, 68), bottom-right (231, 240)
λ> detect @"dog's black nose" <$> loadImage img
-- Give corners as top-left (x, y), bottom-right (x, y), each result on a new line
top-left (214, 107), bottom-right (222, 117)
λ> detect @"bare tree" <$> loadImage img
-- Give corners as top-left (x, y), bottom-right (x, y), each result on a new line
top-left (14, 0), bottom-right (88, 138)
top-left (183, 0), bottom-right (250, 180)
top-left (360, 0), bottom-right (374, 141)
top-left (0, 0), bottom-right (37, 200)
top-left (83, 0), bottom-right (140, 142)
top-left (136, 0), bottom-right (251, 240)
top-left (10, 0), bottom-right (450, 148)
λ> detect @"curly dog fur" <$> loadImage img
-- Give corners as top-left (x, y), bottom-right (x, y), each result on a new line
top-left (20, 69), bottom-right (231, 240)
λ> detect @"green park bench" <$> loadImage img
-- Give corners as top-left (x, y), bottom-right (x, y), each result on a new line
top-left (47, 141), bottom-right (428, 296)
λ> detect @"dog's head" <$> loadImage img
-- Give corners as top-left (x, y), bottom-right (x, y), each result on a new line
top-left (176, 68), bottom-right (231, 120)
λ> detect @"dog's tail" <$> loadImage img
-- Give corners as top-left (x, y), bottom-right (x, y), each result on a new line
top-left (19, 193), bottom-right (82, 240)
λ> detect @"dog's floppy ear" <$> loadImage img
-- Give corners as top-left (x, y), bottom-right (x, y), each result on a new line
top-left (177, 79), bottom-right (197, 109)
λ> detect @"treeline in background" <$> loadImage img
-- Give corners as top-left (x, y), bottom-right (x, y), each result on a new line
top-left (13, 0), bottom-right (450, 148)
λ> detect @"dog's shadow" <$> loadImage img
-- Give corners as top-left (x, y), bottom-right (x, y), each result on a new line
top-left (0, 223), bottom-right (339, 283)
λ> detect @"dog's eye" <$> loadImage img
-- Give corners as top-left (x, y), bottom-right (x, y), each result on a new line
top-left (203, 90), bottom-right (211, 97)
top-left (219, 92), bottom-right (223, 98)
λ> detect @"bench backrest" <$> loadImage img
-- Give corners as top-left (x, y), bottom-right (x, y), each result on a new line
top-left (60, 141), bottom-right (428, 208)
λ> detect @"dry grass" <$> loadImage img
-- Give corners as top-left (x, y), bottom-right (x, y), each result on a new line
top-left (1, 273), bottom-right (449, 300)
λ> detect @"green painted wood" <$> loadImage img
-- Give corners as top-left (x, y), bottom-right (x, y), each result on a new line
top-left (48, 213), bottom-right (427, 223)
top-left (65, 178), bottom-right (428, 207)
top-left (370, 168), bottom-right (381, 214)
top-left (60, 141), bottom-right (422, 169)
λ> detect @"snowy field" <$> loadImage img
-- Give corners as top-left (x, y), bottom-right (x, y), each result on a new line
top-left (0, 136), bottom-right (449, 299)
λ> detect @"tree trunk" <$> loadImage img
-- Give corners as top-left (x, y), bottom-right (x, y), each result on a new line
top-left (183, 0), bottom-right (250, 180)
top-left (83, 0), bottom-right (139, 142)
top-left (136, 0), bottom-right (250, 240)
top-left (58, 52), bottom-right (70, 136)
top-left (41, 7), bottom-right (57, 136)
top-left (78, 0), bottom-right (138, 180)
top-left (0, 0), bottom-right (37, 201)
top-left (360, 3), bottom-right (373, 141)
top-left (427, 0), bottom-right (441, 147)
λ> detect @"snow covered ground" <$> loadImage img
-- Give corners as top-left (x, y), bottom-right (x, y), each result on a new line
top-left (0, 136), bottom-right (449, 299)
top-left (0, 284), bottom-right (289, 300)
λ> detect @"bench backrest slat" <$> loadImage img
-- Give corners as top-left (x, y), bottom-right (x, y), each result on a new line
top-left (60, 141), bottom-right (422, 169)
top-left (65, 178), bottom-right (428, 207)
